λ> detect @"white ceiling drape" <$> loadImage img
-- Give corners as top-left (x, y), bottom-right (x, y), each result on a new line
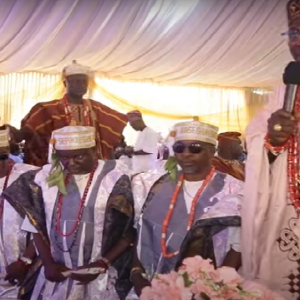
top-left (0, 0), bottom-right (290, 87)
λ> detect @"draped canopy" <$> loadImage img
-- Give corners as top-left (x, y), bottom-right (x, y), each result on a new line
top-left (0, 0), bottom-right (291, 88)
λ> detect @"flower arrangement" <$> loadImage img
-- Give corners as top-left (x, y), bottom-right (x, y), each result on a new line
top-left (140, 256), bottom-right (285, 300)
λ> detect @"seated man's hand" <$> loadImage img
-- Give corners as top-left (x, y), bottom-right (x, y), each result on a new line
top-left (5, 260), bottom-right (29, 285)
top-left (131, 272), bottom-right (151, 296)
top-left (70, 261), bottom-right (107, 285)
top-left (44, 262), bottom-right (69, 283)
top-left (125, 146), bottom-right (134, 155)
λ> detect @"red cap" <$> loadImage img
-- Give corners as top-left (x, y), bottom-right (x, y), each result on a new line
top-left (127, 110), bottom-right (142, 121)
top-left (217, 132), bottom-right (242, 142)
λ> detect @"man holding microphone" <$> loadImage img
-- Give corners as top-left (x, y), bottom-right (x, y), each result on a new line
top-left (242, 1), bottom-right (300, 299)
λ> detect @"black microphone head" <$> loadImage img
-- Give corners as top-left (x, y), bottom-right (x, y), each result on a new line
top-left (283, 61), bottom-right (300, 84)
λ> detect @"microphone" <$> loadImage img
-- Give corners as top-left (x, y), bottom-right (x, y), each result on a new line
top-left (283, 61), bottom-right (300, 113)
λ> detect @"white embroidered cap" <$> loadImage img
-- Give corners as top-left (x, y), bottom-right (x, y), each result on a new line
top-left (0, 127), bottom-right (9, 148)
top-left (62, 60), bottom-right (91, 79)
top-left (173, 121), bottom-right (219, 145)
top-left (50, 126), bottom-right (96, 151)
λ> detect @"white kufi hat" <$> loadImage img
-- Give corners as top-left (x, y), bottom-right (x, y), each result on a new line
top-left (173, 121), bottom-right (219, 145)
top-left (62, 60), bottom-right (91, 79)
top-left (48, 126), bottom-right (96, 163)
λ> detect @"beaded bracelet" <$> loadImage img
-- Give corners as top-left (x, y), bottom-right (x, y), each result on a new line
top-left (264, 133), bottom-right (288, 156)
top-left (96, 257), bottom-right (110, 270)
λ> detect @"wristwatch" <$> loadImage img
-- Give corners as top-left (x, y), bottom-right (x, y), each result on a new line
top-left (19, 257), bottom-right (33, 266)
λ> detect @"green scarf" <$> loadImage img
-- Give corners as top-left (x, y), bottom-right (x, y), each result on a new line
top-left (46, 153), bottom-right (67, 195)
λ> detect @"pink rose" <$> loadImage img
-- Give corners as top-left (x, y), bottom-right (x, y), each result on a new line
top-left (180, 256), bottom-right (214, 279)
top-left (220, 288), bottom-right (244, 299)
top-left (216, 266), bottom-right (242, 287)
top-left (141, 272), bottom-right (192, 300)
top-left (154, 271), bottom-right (179, 286)
top-left (207, 270), bottom-right (222, 282)
top-left (140, 257), bottom-right (285, 300)
top-left (189, 279), bottom-right (218, 299)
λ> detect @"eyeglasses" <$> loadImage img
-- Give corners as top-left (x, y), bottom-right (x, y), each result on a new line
top-left (281, 28), bottom-right (300, 40)
top-left (172, 142), bottom-right (213, 154)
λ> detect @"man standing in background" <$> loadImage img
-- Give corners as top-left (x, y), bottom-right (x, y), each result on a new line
top-left (6, 60), bottom-right (127, 166)
top-left (212, 132), bottom-right (245, 181)
top-left (125, 110), bottom-right (159, 174)
top-left (217, 132), bottom-right (245, 161)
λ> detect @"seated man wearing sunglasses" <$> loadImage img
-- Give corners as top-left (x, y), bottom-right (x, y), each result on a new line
top-left (0, 126), bottom-right (39, 299)
top-left (130, 120), bottom-right (243, 297)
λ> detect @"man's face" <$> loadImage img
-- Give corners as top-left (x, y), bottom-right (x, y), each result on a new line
top-left (218, 140), bottom-right (243, 160)
top-left (288, 19), bottom-right (300, 61)
top-left (57, 148), bottom-right (97, 175)
top-left (174, 140), bottom-right (215, 174)
top-left (231, 141), bottom-right (243, 159)
top-left (129, 119), bottom-right (143, 131)
top-left (64, 74), bottom-right (89, 97)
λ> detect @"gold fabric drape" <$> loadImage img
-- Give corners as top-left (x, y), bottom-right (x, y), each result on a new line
top-left (90, 78), bottom-right (253, 137)
top-left (0, 73), bottom-right (266, 142)
top-left (244, 88), bottom-right (270, 124)
top-left (0, 73), bottom-right (64, 125)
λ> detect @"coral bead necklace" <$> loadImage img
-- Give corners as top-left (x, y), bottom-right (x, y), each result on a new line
top-left (161, 167), bottom-right (215, 258)
top-left (62, 95), bottom-right (91, 126)
top-left (55, 162), bottom-right (98, 252)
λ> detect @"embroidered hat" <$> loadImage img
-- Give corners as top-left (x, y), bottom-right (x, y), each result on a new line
top-left (62, 60), bottom-right (91, 79)
top-left (50, 126), bottom-right (96, 151)
top-left (173, 121), bottom-right (219, 145)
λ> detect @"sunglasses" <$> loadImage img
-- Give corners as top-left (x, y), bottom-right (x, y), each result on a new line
top-left (172, 142), bottom-right (211, 154)
top-left (0, 154), bottom-right (9, 161)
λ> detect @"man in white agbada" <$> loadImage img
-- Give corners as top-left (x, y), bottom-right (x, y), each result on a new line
top-left (2, 126), bottom-right (135, 300)
top-left (125, 110), bottom-right (159, 174)
top-left (0, 126), bottom-right (39, 299)
top-left (242, 1), bottom-right (300, 299)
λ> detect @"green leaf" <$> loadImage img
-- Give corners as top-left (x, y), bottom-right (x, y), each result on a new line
top-left (46, 154), bottom-right (67, 195)
top-left (51, 152), bottom-right (59, 161)
top-left (170, 168), bottom-right (177, 180)
top-left (181, 272), bottom-right (193, 287)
